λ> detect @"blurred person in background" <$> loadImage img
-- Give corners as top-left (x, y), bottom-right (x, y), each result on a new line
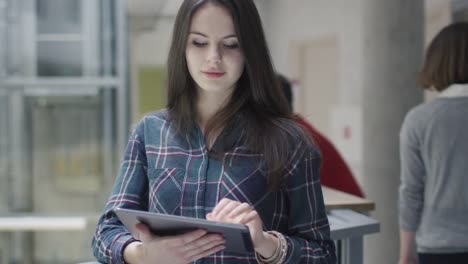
top-left (278, 74), bottom-right (364, 198)
top-left (399, 22), bottom-right (468, 264)
top-left (92, 0), bottom-right (336, 263)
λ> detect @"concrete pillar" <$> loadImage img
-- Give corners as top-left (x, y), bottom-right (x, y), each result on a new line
top-left (360, 1), bottom-right (424, 263)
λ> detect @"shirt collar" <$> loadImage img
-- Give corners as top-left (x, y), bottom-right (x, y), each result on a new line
top-left (438, 83), bottom-right (468, 98)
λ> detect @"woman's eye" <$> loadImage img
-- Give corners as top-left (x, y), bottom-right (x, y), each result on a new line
top-left (223, 43), bottom-right (239, 49)
top-left (192, 41), bottom-right (207, 47)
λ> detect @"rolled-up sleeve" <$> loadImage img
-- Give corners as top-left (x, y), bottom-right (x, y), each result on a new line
top-left (92, 120), bottom-right (149, 264)
top-left (283, 145), bottom-right (337, 263)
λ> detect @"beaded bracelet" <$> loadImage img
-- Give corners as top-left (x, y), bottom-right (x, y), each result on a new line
top-left (255, 231), bottom-right (288, 264)
top-left (269, 231), bottom-right (287, 264)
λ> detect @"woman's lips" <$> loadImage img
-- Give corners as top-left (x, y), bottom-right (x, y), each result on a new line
top-left (203, 71), bottom-right (225, 78)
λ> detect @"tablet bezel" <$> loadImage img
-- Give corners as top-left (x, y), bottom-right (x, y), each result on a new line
top-left (114, 207), bottom-right (255, 254)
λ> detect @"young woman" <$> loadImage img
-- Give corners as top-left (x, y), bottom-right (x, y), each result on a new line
top-left (92, 1), bottom-right (336, 263)
top-left (399, 22), bottom-right (468, 264)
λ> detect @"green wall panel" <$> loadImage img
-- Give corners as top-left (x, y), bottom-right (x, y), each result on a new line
top-left (138, 66), bottom-right (167, 118)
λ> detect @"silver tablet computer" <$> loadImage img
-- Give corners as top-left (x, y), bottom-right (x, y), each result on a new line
top-left (114, 207), bottom-right (254, 254)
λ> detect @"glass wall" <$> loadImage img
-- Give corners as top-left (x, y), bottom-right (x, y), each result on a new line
top-left (0, 0), bottom-right (128, 263)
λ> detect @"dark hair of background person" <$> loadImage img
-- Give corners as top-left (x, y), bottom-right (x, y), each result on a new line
top-left (419, 22), bottom-right (468, 91)
top-left (166, 0), bottom-right (308, 191)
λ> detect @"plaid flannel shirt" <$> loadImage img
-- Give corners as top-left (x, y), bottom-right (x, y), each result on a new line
top-left (92, 111), bottom-right (336, 263)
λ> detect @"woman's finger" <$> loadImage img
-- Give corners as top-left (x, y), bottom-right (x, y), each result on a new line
top-left (183, 234), bottom-right (223, 251)
top-left (185, 235), bottom-right (225, 258)
top-left (227, 202), bottom-right (251, 219)
top-left (166, 229), bottom-right (208, 247)
top-left (210, 198), bottom-right (232, 217)
top-left (238, 210), bottom-right (259, 225)
top-left (189, 244), bottom-right (226, 262)
top-left (215, 200), bottom-right (241, 221)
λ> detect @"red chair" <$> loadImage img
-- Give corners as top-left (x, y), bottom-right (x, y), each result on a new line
top-left (296, 116), bottom-right (364, 198)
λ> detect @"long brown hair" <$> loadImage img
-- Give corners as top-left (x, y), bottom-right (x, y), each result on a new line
top-left (167, 0), bottom-right (311, 190)
top-left (419, 22), bottom-right (468, 91)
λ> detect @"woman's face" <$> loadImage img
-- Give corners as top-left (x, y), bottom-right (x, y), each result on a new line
top-left (185, 3), bottom-right (245, 96)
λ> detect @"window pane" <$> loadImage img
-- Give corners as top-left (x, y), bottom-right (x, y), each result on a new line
top-left (37, 0), bottom-right (81, 34)
top-left (37, 42), bottom-right (82, 76)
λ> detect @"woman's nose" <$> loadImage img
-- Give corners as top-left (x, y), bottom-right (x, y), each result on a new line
top-left (207, 46), bottom-right (221, 64)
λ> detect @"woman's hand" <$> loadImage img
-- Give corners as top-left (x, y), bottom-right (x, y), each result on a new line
top-left (207, 198), bottom-right (278, 258)
top-left (124, 223), bottom-right (225, 264)
top-left (399, 230), bottom-right (417, 264)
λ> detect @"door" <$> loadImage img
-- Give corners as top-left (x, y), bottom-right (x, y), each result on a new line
top-left (291, 37), bottom-right (339, 137)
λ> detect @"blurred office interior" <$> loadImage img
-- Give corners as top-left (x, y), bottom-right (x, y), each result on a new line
top-left (0, 0), bottom-right (467, 263)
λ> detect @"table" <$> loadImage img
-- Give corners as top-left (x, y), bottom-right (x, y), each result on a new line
top-left (322, 187), bottom-right (380, 264)
top-left (322, 186), bottom-right (375, 212)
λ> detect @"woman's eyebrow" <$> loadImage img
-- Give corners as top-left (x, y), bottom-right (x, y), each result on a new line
top-left (189, 31), bottom-right (237, 39)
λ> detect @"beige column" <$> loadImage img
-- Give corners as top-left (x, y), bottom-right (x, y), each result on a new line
top-left (360, 0), bottom-right (424, 263)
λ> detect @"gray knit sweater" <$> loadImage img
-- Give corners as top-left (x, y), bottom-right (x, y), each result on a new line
top-left (399, 84), bottom-right (468, 253)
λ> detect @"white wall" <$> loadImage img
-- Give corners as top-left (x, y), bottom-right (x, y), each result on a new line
top-left (261, 0), bottom-right (366, 183)
top-left (132, 19), bottom-right (174, 65)
top-left (261, 0), bottom-right (339, 75)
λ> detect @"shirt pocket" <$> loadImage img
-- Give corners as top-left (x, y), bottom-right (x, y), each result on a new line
top-left (147, 168), bottom-right (185, 215)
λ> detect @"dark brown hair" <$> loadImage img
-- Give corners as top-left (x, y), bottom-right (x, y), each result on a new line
top-left (166, 0), bottom-right (310, 190)
top-left (419, 22), bottom-right (468, 91)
